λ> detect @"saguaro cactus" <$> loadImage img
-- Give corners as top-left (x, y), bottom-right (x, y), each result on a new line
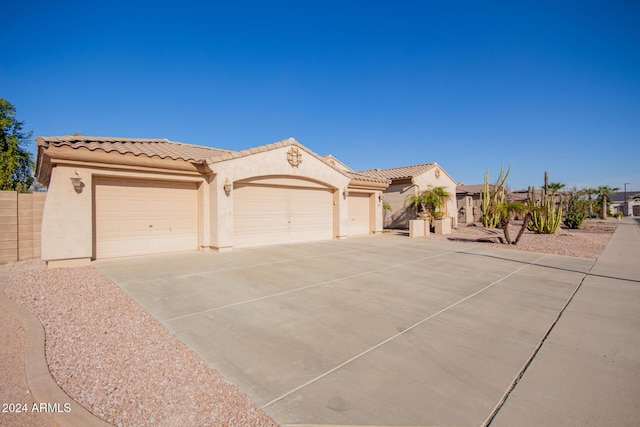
top-left (528, 171), bottom-right (562, 234)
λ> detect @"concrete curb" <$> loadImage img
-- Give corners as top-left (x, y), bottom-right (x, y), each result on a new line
top-left (0, 263), bottom-right (112, 427)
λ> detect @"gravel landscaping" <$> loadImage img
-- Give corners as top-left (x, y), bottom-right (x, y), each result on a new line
top-left (430, 218), bottom-right (617, 259)
top-left (2, 218), bottom-right (616, 426)
top-left (4, 261), bottom-right (278, 427)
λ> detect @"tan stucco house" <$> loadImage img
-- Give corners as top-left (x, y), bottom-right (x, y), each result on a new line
top-left (456, 183), bottom-right (487, 225)
top-left (35, 136), bottom-right (389, 267)
top-left (359, 163), bottom-right (458, 230)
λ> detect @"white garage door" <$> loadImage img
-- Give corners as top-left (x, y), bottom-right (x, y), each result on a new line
top-left (233, 184), bottom-right (333, 247)
top-left (348, 193), bottom-right (371, 235)
top-left (95, 178), bottom-right (198, 259)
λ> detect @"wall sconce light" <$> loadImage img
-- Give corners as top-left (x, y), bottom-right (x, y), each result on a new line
top-left (379, 194), bottom-right (383, 203)
top-left (343, 188), bottom-right (349, 199)
top-left (223, 178), bottom-right (233, 195)
top-left (70, 170), bottom-right (83, 193)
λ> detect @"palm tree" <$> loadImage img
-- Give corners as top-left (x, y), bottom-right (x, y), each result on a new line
top-left (423, 186), bottom-right (452, 219)
top-left (580, 187), bottom-right (598, 217)
top-left (548, 182), bottom-right (565, 204)
top-left (596, 185), bottom-right (620, 219)
top-left (490, 201), bottom-right (530, 245)
top-left (405, 186), bottom-right (452, 220)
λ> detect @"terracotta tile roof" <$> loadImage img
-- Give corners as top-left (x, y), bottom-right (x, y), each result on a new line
top-left (456, 183), bottom-right (488, 194)
top-left (36, 136), bottom-right (234, 163)
top-left (344, 170), bottom-right (390, 184)
top-left (36, 135), bottom-right (390, 186)
top-left (358, 163), bottom-right (436, 180)
top-left (204, 138), bottom-right (301, 163)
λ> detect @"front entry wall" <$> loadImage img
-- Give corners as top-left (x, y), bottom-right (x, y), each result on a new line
top-left (233, 183), bottom-right (334, 247)
top-left (94, 178), bottom-right (199, 258)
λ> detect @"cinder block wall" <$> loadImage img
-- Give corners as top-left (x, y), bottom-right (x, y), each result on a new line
top-left (0, 191), bottom-right (18, 264)
top-left (0, 191), bottom-right (46, 264)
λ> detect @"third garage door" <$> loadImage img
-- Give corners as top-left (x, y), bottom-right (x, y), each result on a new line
top-left (348, 192), bottom-right (371, 235)
top-left (233, 184), bottom-right (334, 247)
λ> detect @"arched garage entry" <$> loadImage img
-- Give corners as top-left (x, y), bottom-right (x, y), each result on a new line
top-left (233, 176), bottom-right (336, 247)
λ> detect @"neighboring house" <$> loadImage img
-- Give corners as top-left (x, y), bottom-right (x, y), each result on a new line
top-left (455, 184), bottom-right (487, 225)
top-left (359, 163), bottom-right (457, 229)
top-left (610, 191), bottom-right (640, 216)
top-left (35, 136), bottom-right (389, 267)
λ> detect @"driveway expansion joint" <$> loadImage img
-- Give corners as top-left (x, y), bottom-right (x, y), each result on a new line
top-left (262, 253), bottom-right (548, 409)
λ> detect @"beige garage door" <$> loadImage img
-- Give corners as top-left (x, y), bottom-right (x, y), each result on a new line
top-left (233, 184), bottom-right (333, 247)
top-left (348, 192), bottom-right (371, 235)
top-left (95, 178), bottom-right (198, 259)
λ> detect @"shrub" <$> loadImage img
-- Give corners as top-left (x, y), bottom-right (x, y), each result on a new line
top-left (563, 188), bottom-right (589, 229)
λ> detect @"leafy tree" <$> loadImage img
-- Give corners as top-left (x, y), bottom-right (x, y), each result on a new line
top-left (0, 98), bottom-right (34, 192)
top-left (596, 186), bottom-right (619, 219)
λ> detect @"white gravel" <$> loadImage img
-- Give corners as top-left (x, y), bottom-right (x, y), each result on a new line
top-left (4, 261), bottom-right (278, 427)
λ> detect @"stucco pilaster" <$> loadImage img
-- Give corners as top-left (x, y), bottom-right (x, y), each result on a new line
top-left (209, 174), bottom-right (234, 251)
top-left (335, 189), bottom-right (348, 239)
top-left (41, 166), bottom-right (93, 262)
top-left (373, 191), bottom-right (384, 232)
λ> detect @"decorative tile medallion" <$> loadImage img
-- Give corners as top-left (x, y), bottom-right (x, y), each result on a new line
top-left (435, 168), bottom-right (441, 178)
top-left (287, 147), bottom-right (303, 167)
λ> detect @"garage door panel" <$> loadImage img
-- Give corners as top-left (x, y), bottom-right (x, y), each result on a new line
top-left (234, 184), bottom-right (333, 247)
top-left (348, 193), bottom-right (371, 235)
top-left (95, 179), bottom-right (198, 259)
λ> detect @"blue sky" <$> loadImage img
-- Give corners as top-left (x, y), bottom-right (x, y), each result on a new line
top-left (2, 0), bottom-right (639, 191)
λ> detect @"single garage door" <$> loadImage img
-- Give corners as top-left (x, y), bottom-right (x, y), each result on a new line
top-left (348, 192), bottom-right (371, 235)
top-left (233, 184), bottom-right (333, 247)
top-left (95, 178), bottom-right (198, 259)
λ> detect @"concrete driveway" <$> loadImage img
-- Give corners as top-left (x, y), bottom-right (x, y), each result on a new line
top-left (95, 229), bottom-right (638, 427)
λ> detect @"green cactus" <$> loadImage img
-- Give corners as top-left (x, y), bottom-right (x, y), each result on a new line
top-left (481, 165), bottom-right (510, 228)
top-left (527, 171), bottom-right (562, 234)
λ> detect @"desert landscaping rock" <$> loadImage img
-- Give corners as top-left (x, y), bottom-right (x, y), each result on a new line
top-left (432, 219), bottom-right (616, 259)
top-left (4, 260), bottom-right (278, 427)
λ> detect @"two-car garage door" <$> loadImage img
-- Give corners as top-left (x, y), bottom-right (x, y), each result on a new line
top-left (233, 183), bottom-right (334, 247)
top-left (95, 178), bottom-right (198, 259)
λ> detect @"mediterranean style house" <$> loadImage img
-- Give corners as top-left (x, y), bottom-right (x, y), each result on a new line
top-left (35, 136), bottom-right (389, 267)
top-left (358, 163), bottom-right (458, 230)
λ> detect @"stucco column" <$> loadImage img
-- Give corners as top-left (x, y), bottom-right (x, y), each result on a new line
top-left (335, 188), bottom-right (348, 239)
top-left (373, 191), bottom-right (384, 233)
top-left (41, 166), bottom-right (93, 266)
top-left (209, 174), bottom-right (234, 251)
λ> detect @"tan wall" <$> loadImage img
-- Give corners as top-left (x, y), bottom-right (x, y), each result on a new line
top-left (0, 191), bottom-right (46, 264)
top-left (210, 145), bottom-right (352, 249)
top-left (39, 143), bottom-right (384, 262)
top-left (382, 182), bottom-right (417, 229)
top-left (41, 165), bottom-right (204, 264)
